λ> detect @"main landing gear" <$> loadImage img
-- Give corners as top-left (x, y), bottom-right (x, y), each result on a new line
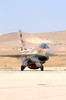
top-left (21, 64), bottom-right (44, 71)
top-left (21, 65), bottom-right (26, 71)
top-left (40, 64), bottom-right (44, 71)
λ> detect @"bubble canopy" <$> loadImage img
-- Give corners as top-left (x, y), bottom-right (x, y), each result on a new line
top-left (39, 43), bottom-right (49, 49)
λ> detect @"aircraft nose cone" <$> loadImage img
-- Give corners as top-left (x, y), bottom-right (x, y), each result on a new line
top-left (46, 49), bottom-right (56, 56)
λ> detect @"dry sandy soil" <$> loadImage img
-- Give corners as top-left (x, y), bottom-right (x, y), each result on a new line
top-left (0, 71), bottom-right (66, 100)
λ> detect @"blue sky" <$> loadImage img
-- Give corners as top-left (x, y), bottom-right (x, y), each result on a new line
top-left (0, 0), bottom-right (66, 33)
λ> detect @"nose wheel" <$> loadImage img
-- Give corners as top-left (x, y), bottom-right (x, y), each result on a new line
top-left (40, 64), bottom-right (44, 71)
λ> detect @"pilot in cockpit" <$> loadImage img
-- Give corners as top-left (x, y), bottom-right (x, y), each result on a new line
top-left (39, 43), bottom-right (49, 49)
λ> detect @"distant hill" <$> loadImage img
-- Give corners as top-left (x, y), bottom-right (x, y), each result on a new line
top-left (0, 31), bottom-right (66, 52)
top-left (0, 34), bottom-right (3, 36)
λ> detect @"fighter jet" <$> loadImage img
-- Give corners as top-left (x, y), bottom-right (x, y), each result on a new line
top-left (0, 30), bottom-right (65, 71)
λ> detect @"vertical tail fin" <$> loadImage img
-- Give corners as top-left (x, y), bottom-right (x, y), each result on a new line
top-left (19, 29), bottom-right (27, 51)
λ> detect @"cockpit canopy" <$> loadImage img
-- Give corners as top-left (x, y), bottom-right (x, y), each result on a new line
top-left (39, 43), bottom-right (49, 49)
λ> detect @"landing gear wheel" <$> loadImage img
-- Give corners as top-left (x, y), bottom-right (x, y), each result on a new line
top-left (21, 65), bottom-right (25, 71)
top-left (40, 65), bottom-right (44, 71)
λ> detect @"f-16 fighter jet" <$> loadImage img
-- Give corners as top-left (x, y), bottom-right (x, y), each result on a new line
top-left (0, 30), bottom-right (65, 71)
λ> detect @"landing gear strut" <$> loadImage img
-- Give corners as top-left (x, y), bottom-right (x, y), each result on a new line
top-left (40, 64), bottom-right (44, 71)
top-left (21, 65), bottom-right (25, 71)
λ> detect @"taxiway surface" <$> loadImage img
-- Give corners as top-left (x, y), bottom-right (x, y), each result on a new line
top-left (0, 70), bottom-right (66, 100)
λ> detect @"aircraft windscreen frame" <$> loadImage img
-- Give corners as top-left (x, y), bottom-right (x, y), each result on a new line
top-left (39, 43), bottom-right (49, 49)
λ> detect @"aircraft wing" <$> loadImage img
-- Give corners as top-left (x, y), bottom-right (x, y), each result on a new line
top-left (0, 53), bottom-right (66, 58)
top-left (0, 54), bottom-right (22, 58)
top-left (0, 53), bottom-right (43, 58)
top-left (55, 53), bottom-right (66, 56)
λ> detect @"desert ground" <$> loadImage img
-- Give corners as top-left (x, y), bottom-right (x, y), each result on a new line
top-left (0, 71), bottom-right (66, 100)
